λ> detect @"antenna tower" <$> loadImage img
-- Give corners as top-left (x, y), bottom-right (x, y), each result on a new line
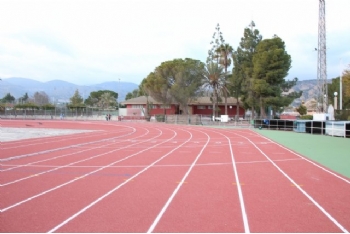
top-left (317, 0), bottom-right (327, 112)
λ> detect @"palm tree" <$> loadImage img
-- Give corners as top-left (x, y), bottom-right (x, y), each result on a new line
top-left (202, 62), bottom-right (227, 118)
top-left (217, 43), bottom-right (233, 115)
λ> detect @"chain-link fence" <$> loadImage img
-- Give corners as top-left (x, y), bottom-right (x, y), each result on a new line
top-left (0, 108), bottom-right (119, 121)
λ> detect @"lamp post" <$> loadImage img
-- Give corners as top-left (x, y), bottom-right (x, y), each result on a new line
top-left (334, 91), bottom-right (338, 110)
top-left (117, 78), bottom-right (120, 117)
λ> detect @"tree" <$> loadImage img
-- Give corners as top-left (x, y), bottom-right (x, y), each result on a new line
top-left (1, 93), bottom-right (15, 103)
top-left (143, 72), bottom-right (172, 115)
top-left (84, 90), bottom-right (118, 108)
top-left (296, 104), bottom-right (307, 115)
top-left (69, 89), bottom-right (84, 106)
top-left (33, 91), bottom-right (50, 106)
top-left (252, 36), bottom-right (293, 117)
top-left (125, 89), bottom-right (140, 100)
top-left (328, 66), bottom-right (350, 110)
top-left (342, 65), bottom-right (350, 109)
top-left (217, 43), bottom-right (233, 115)
top-left (207, 23), bottom-right (225, 64)
top-left (98, 92), bottom-right (117, 110)
top-left (235, 21), bottom-right (263, 118)
top-left (202, 62), bottom-right (227, 117)
top-left (170, 60), bottom-right (204, 114)
top-left (143, 58), bottom-right (204, 115)
top-left (18, 93), bottom-right (29, 104)
top-left (231, 49), bottom-right (245, 119)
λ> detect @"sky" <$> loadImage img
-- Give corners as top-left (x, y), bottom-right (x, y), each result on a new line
top-left (0, 0), bottom-right (349, 86)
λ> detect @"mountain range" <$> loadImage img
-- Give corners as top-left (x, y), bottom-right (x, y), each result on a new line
top-left (0, 77), bottom-right (138, 103)
top-left (1, 77), bottom-right (326, 107)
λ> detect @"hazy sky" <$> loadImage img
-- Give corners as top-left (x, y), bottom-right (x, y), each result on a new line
top-left (0, 0), bottom-right (349, 85)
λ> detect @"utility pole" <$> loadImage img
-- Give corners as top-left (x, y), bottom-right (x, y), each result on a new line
top-left (317, 0), bottom-right (327, 113)
top-left (339, 58), bottom-right (343, 110)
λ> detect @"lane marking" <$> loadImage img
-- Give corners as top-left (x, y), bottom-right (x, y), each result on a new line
top-left (236, 132), bottom-right (349, 233)
top-left (47, 129), bottom-right (194, 233)
top-left (225, 135), bottom-right (250, 233)
top-left (1, 128), bottom-right (159, 186)
top-left (232, 182), bottom-right (245, 186)
top-left (147, 132), bottom-right (210, 233)
top-left (1, 128), bottom-right (164, 208)
top-left (254, 132), bottom-right (350, 185)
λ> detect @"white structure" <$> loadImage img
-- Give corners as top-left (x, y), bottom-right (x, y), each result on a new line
top-left (313, 113), bottom-right (329, 121)
top-left (327, 104), bottom-right (334, 120)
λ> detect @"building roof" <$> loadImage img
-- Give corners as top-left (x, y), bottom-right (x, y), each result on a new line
top-left (121, 96), bottom-right (240, 105)
top-left (188, 97), bottom-right (239, 105)
top-left (121, 96), bottom-right (161, 105)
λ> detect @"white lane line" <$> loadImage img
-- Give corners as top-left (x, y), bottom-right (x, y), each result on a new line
top-left (48, 130), bottom-right (193, 233)
top-left (1, 127), bottom-right (131, 151)
top-left (225, 134), bottom-right (250, 233)
top-left (0, 129), bottom-right (153, 186)
top-left (237, 133), bottom-right (349, 233)
top-left (256, 133), bottom-right (350, 185)
top-left (147, 132), bottom-right (210, 233)
top-left (1, 129), bottom-right (164, 209)
top-left (0, 127), bottom-right (137, 163)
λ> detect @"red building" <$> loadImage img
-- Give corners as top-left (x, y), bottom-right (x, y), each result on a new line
top-left (120, 96), bottom-right (245, 118)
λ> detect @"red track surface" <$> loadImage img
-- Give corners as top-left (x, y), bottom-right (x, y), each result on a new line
top-left (1, 119), bottom-right (350, 233)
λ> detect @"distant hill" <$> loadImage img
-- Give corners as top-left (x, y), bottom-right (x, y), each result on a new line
top-left (289, 79), bottom-right (332, 107)
top-left (0, 77), bottom-right (330, 107)
top-left (0, 77), bottom-right (138, 103)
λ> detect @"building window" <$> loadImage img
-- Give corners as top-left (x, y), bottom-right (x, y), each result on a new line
top-left (197, 105), bottom-right (206, 109)
top-left (131, 105), bottom-right (143, 108)
top-left (150, 104), bottom-right (158, 109)
top-left (160, 104), bottom-right (171, 109)
top-left (208, 106), bottom-right (213, 109)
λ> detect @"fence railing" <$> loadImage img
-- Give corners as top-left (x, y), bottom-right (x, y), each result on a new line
top-left (0, 109), bottom-right (119, 121)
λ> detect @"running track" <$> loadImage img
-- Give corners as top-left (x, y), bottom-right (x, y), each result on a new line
top-left (1, 120), bottom-right (350, 233)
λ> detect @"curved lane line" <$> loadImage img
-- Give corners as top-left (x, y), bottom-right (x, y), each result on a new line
top-left (0, 127), bottom-right (150, 186)
top-left (47, 128), bottom-right (193, 233)
top-left (1, 125), bottom-right (136, 163)
top-left (234, 132), bottom-right (348, 233)
top-left (0, 127), bottom-right (166, 211)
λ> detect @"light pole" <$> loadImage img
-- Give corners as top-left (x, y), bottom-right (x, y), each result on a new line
top-left (117, 78), bottom-right (120, 117)
top-left (334, 91), bottom-right (338, 110)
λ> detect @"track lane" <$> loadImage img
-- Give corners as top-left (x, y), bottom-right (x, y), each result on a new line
top-left (1, 122), bottom-right (349, 233)
top-left (1, 126), bottom-right (182, 232)
top-left (150, 127), bottom-right (246, 233)
top-left (242, 131), bottom-right (350, 232)
top-left (229, 129), bottom-right (348, 232)
top-left (46, 127), bottom-right (203, 232)
top-left (0, 126), bottom-right (159, 209)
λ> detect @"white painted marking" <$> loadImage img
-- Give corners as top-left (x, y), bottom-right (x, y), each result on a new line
top-left (147, 132), bottom-right (210, 233)
top-left (236, 133), bottom-right (349, 233)
top-left (47, 129), bottom-right (193, 233)
top-left (226, 136), bottom-right (250, 233)
top-left (258, 135), bottom-right (350, 185)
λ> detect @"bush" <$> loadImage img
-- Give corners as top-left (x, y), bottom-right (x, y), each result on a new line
top-left (155, 114), bottom-right (165, 122)
top-left (300, 115), bottom-right (313, 120)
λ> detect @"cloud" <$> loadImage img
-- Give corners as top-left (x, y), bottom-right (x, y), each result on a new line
top-left (0, 0), bottom-right (349, 85)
